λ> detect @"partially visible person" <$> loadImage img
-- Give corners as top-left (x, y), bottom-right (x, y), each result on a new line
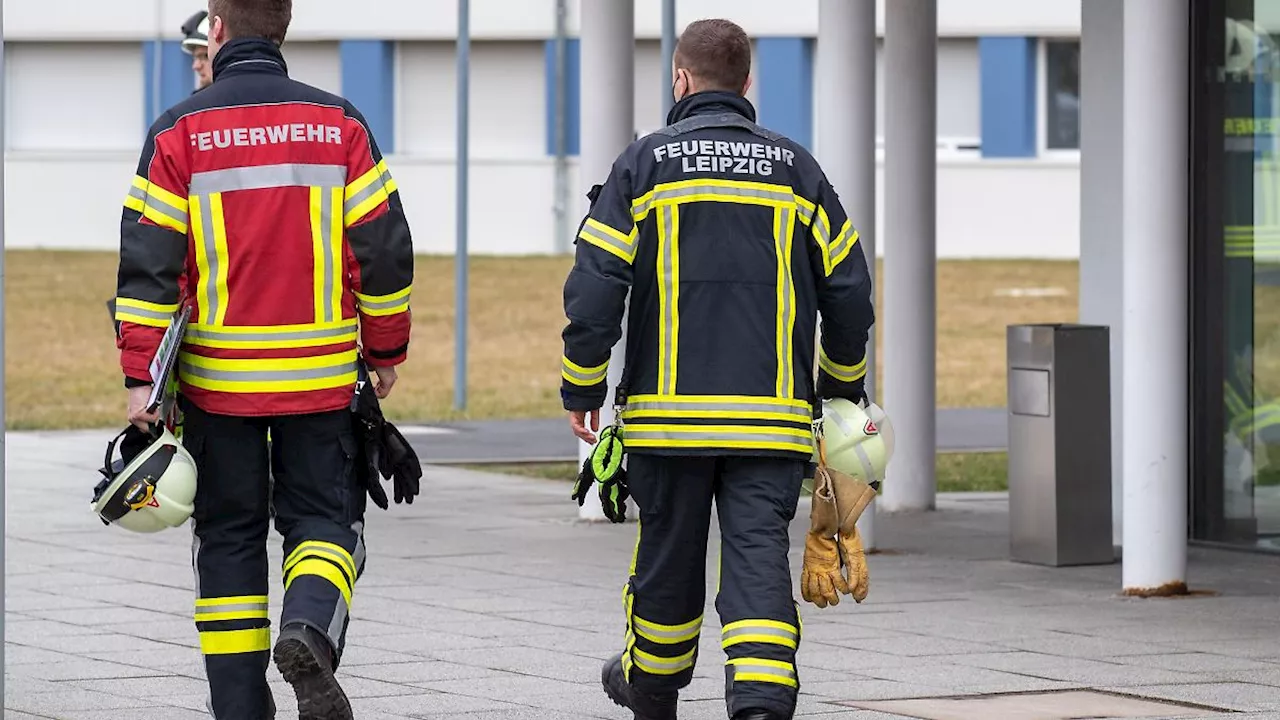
top-left (181, 9), bottom-right (214, 90)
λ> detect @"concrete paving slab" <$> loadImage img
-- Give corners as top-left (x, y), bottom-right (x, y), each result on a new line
top-left (843, 690), bottom-right (1217, 719)
top-left (8, 429), bottom-right (1280, 718)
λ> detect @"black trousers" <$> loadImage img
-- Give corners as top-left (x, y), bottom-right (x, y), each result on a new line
top-left (182, 399), bottom-right (366, 720)
top-left (621, 454), bottom-right (805, 719)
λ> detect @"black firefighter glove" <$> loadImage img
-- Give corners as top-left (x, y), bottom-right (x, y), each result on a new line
top-left (351, 362), bottom-right (392, 510)
top-left (571, 424), bottom-right (629, 523)
top-left (378, 420), bottom-right (422, 505)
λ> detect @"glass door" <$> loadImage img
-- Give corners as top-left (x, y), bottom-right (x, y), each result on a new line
top-left (1191, 0), bottom-right (1280, 549)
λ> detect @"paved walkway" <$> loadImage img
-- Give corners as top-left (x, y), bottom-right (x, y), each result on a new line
top-left (403, 408), bottom-right (1007, 465)
top-left (7, 430), bottom-right (1280, 719)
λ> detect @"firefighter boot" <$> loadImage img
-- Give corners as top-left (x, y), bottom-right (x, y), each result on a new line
top-left (273, 623), bottom-right (353, 720)
top-left (733, 711), bottom-right (791, 720)
top-left (602, 653), bottom-right (678, 720)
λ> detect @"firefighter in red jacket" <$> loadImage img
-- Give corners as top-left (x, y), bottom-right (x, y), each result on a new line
top-left (112, 2), bottom-right (413, 718)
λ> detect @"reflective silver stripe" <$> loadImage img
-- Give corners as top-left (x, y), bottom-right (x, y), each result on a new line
top-left (633, 650), bottom-right (696, 674)
top-left (127, 185), bottom-right (147, 203)
top-left (812, 208), bottom-right (831, 248)
top-left (795, 202), bottom-right (814, 224)
top-left (190, 163), bottom-right (346, 195)
top-left (196, 195), bottom-right (221, 323)
top-left (820, 351), bottom-right (866, 382)
top-left (578, 222), bottom-right (635, 261)
top-left (563, 358), bottom-right (607, 385)
top-left (633, 615), bottom-right (701, 643)
top-left (356, 293), bottom-right (410, 312)
top-left (722, 625), bottom-right (798, 646)
top-left (732, 662), bottom-right (797, 683)
top-left (115, 303), bottom-right (172, 322)
top-left (186, 324), bottom-right (356, 344)
top-left (145, 193), bottom-right (189, 228)
top-left (320, 187), bottom-right (337, 323)
top-left (180, 360), bottom-right (357, 383)
top-left (658, 206), bottom-right (678, 395)
top-left (642, 183), bottom-right (795, 213)
top-left (777, 206), bottom-right (795, 398)
top-left (195, 601), bottom-right (268, 616)
top-left (827, 401), bottom-right (856, 437)
top-left (624, 428), bottom-right (812, 447)
top-left (343, 169), bottom-right (391, 218)
top-left (625, 399), bottom-right (811, 421)
top-left (828, 223), bottom-right (854, 262)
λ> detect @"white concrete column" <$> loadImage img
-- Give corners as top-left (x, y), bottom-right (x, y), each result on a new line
top-left (816, 0), bottom-right (879, 545)
top-left (577, 0), bottom-right (635, 521)
top-left (1080, 0), bottom-right (1126, 548)
top-left (1121, 0), bottom-right (1189, 592)
top-left (881, 0), bottom-right (937, 513)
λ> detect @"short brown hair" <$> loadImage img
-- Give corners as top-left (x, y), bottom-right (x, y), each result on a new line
top-left (208, 0), bottom-right (292, 46)
top-left (674, 19), bottom-right (752, 93)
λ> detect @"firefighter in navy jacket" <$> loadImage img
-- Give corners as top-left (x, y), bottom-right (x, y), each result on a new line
top-left (560, 18), bottom-right (874, 720)
top-left (113, 2), bottom-right (412, 717)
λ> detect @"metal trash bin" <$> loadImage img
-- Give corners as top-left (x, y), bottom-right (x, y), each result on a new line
top-left (1006, 324), bottom-right (1115, 567)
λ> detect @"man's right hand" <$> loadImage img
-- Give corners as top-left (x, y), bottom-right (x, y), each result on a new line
top-left (127, 385), bottom-right (160, 431)
top-left (373, 366), bottom-right (398, 398)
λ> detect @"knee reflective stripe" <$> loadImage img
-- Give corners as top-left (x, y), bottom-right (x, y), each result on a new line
top-left (633, 614), bottom-right (701, 645)
top-left (284, 541), bottom-right (356, 606)
top-left (195, 595), bottom-right (271, 655)
top-left (721, 619), bottom-right (799, 650)
top-left (727, 658), bottom-right (798, 688)
top-left (200, 627), bottom-right (272, 655)
top-left (631, 642), bottom-right (696, 675)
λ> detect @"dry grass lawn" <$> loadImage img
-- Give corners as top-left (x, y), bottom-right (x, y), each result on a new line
top-left (5, 250), bottom-right (1077, 430)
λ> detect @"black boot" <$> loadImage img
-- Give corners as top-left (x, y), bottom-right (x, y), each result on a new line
top-left (601, 653), bottom-right (678, 720)
top-left (732, 711), bottom-right (787, 720)
top-left (272, 624), bottom-right (352, 720)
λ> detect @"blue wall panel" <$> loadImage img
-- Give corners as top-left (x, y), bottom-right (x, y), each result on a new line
top-left (978, 36), bottom-right (1037, 158)
top-left (544, 38), bottom-right (581, 156)
top-left (142, 40), bottom-right (194, 130)
top-left (755, 37), bottom-right (813, 150)
top-left (341, 40), bottom-right (397, 154)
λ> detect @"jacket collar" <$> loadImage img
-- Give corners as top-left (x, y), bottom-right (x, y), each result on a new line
top-left (212, 38), bottom-right (289, 82)
top-left (665, 90), bottom-right (757, 126)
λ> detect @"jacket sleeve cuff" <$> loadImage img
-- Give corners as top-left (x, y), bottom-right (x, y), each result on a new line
top-left (817, 374), bottom-right (866, 404)
top-left (561, 386), bottom-right (607, 412)
top-left (363, 343), bottom-right (408, 368)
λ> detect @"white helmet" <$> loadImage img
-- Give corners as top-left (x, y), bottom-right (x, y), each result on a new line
top-left (181, 10), bottom-right (210, 55)
top-left (92, 426), bottom-right (197, 533)
top-left (812, 398), bottom-right (895, 486)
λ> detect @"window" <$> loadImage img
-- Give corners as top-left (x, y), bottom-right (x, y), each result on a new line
top-left (1044, 40), bottom-right (1081, 150)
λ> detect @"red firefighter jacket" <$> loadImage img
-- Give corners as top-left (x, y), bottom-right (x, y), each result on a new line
top-left (115, 38), bottom-right (414, 417)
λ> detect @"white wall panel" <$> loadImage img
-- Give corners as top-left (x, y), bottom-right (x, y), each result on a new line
top-left (280, 41), bottom-right (341, 96)
top-left (874, 38), bottom-right (980, 142)
top-left (8, 0), bottom-right (1083, 40)
top-left (398, 41), bottom-right (546, 158)
top-left (5, 42), bottom-right (144, 152)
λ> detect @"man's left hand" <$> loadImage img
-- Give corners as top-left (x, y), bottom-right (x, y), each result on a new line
top-left (127, 385), bottom-right (160, 431)
top-left (569, 409), bottom-right (601, 444)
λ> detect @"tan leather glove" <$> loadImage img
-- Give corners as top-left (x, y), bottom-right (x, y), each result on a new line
top-left (801, 468), bottom-right (848, 608)
top-left (837, 525), bottom-right (870, 603)
top-left (802, 532), bottom-right (848, 607)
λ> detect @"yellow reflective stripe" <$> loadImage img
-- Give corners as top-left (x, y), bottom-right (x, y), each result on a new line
top-left (632, 179), bottom-right (798, 221)
top-left (191, 194), bottom-right (230, 326)
top-left (344, 162), bottom-right (393, 227)
top-left (721, 619), bottom-right (799, 650)
top-left (828, 220), bottom-right (859, 270)
top-left (346, 164), bottom-right (382, 197)
top-left (624, 424), bottom-right (813, 454)
top-left (184, 320), bottom-right (358, 350)
top-left (285, 558), bottom-right (353, 606)
top-left (114, 297), bottom-right (178, 328)
top-left (633, 614), bottom-right (702, 644)
top-left (585, 218), bottom-right (636, 247)
top-left (774, 206), bottom-right (797, 398)
top-left (621, 395), bottom-right (811, 424)
top-left (194, 595), bottom-right (270, 622)
top-left (632, 645), bottom-right (697, 675)
top-left (819, 348), bottom-right (867, 383)
top-left (146, 181), bottom-right (188, 212)
top-left (657, 205), bottom-right (681, 395)
top-left (200, 627), bottom-right (271, 655)
top-left (563, 356), bottom-right (609, 386)
top-left (284, 540), bottom-right (357, 585)
top-left (625, 394), bottom-right (811, 411)
top-left (127, 176), bottom-right (190, 234)
top-left (179, 349), bottom-right (358, 393)
top-left (309, 186), bottom-right (345, 324)
top-left (355, 286), bottom-right (412, 317)
top-left (210, 194), bottom-right (230, 325)
top-left (812, 205), bottom-right (833, 276)
top-left (195, 608), bottom-right (270, 623)
top-left (727, 657), bottom-right (798, 687)
top-left (195, 594), bottom-right (268, 607)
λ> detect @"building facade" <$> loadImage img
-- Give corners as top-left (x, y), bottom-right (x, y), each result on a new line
top-left (3, 0), bottom-right (1083, 257)
top-left (1190, 0), bottom-right (1280, 551)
